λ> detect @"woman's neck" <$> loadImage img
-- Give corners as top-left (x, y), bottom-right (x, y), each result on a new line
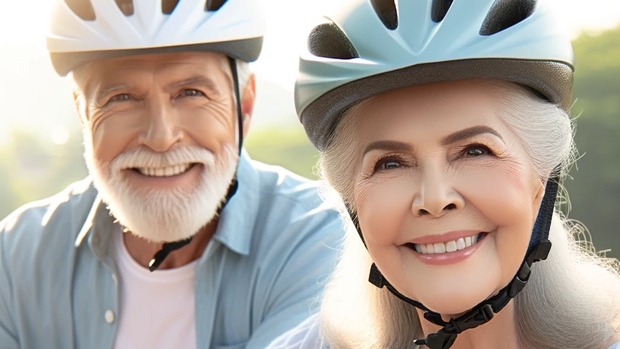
top-left (417, 301), bottom-right (524, 349)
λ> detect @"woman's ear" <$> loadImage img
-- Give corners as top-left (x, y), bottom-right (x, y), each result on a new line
top-left (532, 178), bottom-right (547, 221)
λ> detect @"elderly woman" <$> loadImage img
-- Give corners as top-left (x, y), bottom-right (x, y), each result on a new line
top-left (268, 1), bottom-right (620, 349)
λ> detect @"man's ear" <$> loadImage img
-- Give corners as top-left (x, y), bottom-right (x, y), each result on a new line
top-left (71, 84), bottom-right (88, 126)
top-left (240, 73), bottom-right (256, 139)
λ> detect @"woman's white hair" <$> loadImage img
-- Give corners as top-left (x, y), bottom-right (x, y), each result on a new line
top-left (318, 80), bottom-right (620, 349)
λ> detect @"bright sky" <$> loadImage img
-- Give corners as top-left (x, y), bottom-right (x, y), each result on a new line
top-left (0, 0), bottom-right (619, 145)
top-left (1, 0), bottom-right (620, 88)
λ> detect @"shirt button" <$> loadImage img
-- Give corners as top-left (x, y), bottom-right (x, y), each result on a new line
top-left (105, 310), bottom-right (115, 324)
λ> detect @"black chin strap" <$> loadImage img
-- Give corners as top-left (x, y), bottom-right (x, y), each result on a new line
top-left (350, 176), bottom-right (559, 349)
top-left (147, 57), bottom-right (244, 272)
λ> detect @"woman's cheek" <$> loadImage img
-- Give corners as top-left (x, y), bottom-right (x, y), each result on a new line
top-left (355, 174), bottom-right (414, 247)
top-left (456, 163), bottom-right (534, 226)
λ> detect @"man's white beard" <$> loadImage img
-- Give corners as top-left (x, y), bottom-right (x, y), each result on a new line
top-left (83, 131), bottom-right (238, 243)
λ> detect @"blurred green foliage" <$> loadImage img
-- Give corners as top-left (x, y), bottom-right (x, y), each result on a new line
top-left (562, 25), bottom-right (620, 259)
top-left (244, 128), bottom-right (320, 179)
top-left (0, 26), bottom-right (619, 258)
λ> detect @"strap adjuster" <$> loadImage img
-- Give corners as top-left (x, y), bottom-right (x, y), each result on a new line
top-left (368, 263), bottom-right (385, 288)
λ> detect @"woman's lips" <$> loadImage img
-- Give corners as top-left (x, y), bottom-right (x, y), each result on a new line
top-left (411, 232), bottom-right (482, 254)
top-left (406, 232), bottom-right (490, 266)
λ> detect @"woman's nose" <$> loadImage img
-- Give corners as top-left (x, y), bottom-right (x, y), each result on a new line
top-left (411, 167), bottom-right (464, 218)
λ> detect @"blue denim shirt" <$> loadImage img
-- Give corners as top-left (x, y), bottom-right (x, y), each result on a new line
top-left (0, 153), bottom-right (344, 349)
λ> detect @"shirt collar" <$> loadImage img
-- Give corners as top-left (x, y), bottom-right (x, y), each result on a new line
top-left (74, 151), bottom-right (260, 257)
top-left (211, 151), bottom-right (260, 256)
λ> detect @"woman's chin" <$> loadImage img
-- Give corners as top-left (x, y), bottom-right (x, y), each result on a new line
top-left (424, 301), bottom-right (482, 319)
top-left (409, 287), bottom-right (494, 319)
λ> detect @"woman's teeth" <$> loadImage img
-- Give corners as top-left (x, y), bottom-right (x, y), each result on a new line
top-left (136, 164), bottom-right (192, 177)
top-left (414, 234), bottom-right (480, 254)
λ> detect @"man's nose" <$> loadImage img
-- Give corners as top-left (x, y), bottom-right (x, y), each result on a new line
top-left (411, 166), bottom-right (464, 218)
top-left (137, 95), bottom-right (183, 152)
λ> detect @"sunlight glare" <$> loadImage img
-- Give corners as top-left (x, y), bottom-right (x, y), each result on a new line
top-left (52, 127), bottom-right (70, 145)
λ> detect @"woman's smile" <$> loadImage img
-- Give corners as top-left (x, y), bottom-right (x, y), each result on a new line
top-left (405, 231), bottom-right (490, 266)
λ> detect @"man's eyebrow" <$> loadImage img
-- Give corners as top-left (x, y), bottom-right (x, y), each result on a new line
top-left (363, 140), bottom-right (413, 156)
top-left (94, 83), bottom-right (131, 103)
top-left (441, 125), bottom-right (503, 145)
top-left (167, 75), bottom-right (221, 92)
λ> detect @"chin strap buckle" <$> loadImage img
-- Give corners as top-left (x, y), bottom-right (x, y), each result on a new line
top-left (414, 304), bottom-right (494, 349)
top-left (445, 304), bottom-right (494, 335)
top-left (508, 240), bottom-right (552, 297)
top-left (414, 333), bottom-right (457, 349)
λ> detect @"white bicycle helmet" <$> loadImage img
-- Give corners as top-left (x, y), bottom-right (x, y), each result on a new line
top-left (296, 0), bottom-right (574, 151)
top-left (47, 0), bottom-right (265, 76)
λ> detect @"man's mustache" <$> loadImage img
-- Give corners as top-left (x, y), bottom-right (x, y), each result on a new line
top-left (109, 146), bottom-right (217, 172)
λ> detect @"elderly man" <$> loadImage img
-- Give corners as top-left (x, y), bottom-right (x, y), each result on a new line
top-left (0, 0), bottom-right (343, 348)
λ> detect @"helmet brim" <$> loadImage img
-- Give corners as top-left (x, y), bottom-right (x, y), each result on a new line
top-left (300, 58), bottom-right (573, 151)
top-left (50, 37), bottom-right (263, 76)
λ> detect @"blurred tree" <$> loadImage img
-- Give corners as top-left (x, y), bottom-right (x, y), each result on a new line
top-left (244, 128), bottom-right (319, 179)
top-left (564, 25), bottom-right (620, 259)
top-left (0, 129), bottom-right (86, 217)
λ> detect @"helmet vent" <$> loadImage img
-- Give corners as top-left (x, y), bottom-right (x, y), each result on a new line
top-left (480, 0), bottom-right (537, 36)
top-left (431, 0), bottom-right (453, 22)
top-left (205, 0), bottom-right (228, 11)
top-left (370, 0), bottom-right (398, 30)
top-left (115, 0), bottom-right (134, 16)
top-left (63, 0), bottom-right (96, 21)
top-left (162, 0), bottom-right (180, 15)
top-left (308, 22), bottom-right (359, 60)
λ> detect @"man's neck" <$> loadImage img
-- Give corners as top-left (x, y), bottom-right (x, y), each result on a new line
top-left (123, 219), bottom-right (219, 270)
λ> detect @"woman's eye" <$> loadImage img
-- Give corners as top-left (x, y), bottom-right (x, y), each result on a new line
top-left (383, 160), bottom-right (401, 169)
top-left (463, 145), bottom-right (492, 157)
top-left (374, 158), bottom-right (403, 172)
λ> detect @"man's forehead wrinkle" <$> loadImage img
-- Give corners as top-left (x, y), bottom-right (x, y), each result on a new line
top-left (72, 64), bottom-right (95, 97)
top-left (77, 52), bottom-right (233, 102)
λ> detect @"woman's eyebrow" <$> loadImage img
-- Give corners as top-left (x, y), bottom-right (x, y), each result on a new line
top-left (363, 126), bottom-right (502, 156)
top-left (441, 125), bottom-right (503, 145)
top-left (363, 140), bottom-right (413, 156)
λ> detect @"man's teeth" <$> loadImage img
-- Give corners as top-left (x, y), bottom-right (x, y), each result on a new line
top-left (136, 164), bottom-right (192, 177)
top-left (414, 234), bottom-right (480, 254)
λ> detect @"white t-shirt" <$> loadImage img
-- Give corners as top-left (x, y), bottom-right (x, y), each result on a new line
top-left (112, 230), bottom-right (198, 349)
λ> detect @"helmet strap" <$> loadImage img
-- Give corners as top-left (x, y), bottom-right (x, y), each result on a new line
top-left (147, 57), bottom-right (243, 272)
top-left (348, 176), bottom-right (559, 348)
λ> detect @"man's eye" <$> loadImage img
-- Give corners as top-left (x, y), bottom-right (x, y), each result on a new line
top-left (182, 89), bottom-right (205, 97)
top-left (109, 94), bottom-right (131, 103)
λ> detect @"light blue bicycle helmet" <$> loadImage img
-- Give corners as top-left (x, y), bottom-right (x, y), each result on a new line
top-left (295, 1), bottom-right (574, 348)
